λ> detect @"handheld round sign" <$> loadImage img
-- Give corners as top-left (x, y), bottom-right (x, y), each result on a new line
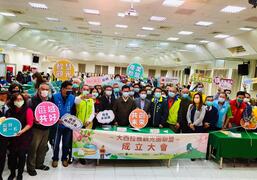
top-left (96, 110), bottom-right (115, 124)
top-left (126, 63), bottom-right (144, 80)
top-left (0, 118), bottom-right (21, 137)
top-left (35, 102), bottom-right (60, 126)
top-left (61, 113), bottom-right (83, 130)
top-left (53, 59), bottom-right (75, 81)
top-left (129, 109), bottom-right (148, 129)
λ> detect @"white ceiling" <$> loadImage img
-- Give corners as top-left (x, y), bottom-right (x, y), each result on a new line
top-left (0, 0), bottom-right (257, 66)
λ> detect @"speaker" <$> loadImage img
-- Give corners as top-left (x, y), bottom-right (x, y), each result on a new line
top-left (32, 55), bottom-right (39, 63)
top-left (238, 64), bottom-right (249, 75)
top-left (184, 68), bottom-right (191, 75)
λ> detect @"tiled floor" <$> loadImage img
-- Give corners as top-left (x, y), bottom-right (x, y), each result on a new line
top-left (2, 151), bottom-right (257, 180)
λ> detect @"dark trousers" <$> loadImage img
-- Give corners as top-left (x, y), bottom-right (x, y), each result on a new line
top-left (52, 126), bottom-right (72, 161)
top-left (8, 150), bottom-right (27, 176)
top-left (0, 137), bottom-right (8, 179)
top-left (27, 128), bottom-right (49, 171)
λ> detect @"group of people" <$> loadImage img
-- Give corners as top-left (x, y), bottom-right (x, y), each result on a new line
top-left (0, 72), bottom-right (254, 180)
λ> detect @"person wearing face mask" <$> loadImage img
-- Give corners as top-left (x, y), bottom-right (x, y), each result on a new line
top-left (6, 93), bottom-right (33, 180)
top-left (52, 81), bottom-right (75, 168)
top-left (91, 88), bottom-right (102, 129)
top-left (213, 92), bottom-right (232, 130)
top-left (191, 83), bottom-right (206, 102)
top-left (145, 85), bottom-right (153, 101)
top-left (0, 76), bottom-right (7, 86)
top-left (32, 72), bottom-right (45, 90)
top-left (229, 91), bottom-right (247, 129)
top-left (71, 78), bottom-right (82, 96)
top-left (129, 86), bottom-right (135, 99)
top-left (8, 83), bottom-right (23, 95)
top-left (242, 92), bottom-right (253, 123)
top-left (203, 96), bottom-right (218, 132)
top-left (224, 89), bottom-right (232, 101)
top-left (166, 87), bottom-right (181, 133)
top-left (134, 89), bottom-right (151, 115)
top-left (0, 91), bottom-right (9, 180)
top-left (161, 90), bottom-right (168, 100)
top-left (149, 87), bottom-right (169, 128)
top-left (113, 85), bottom-right (137, 126)
top-left (113, 83), bottom-right (121, 100)
top-left (99, 86), bottom-right (115, 112)
top-left (133, 83), bottom-right (141, 98)
top-left (187, 93), bottom-right (206, 133)
top-left (26, 83), bottom-right (51, 176)
top-left (178, 88), bottom-right (192, 133)
top-left (114, 74), bottom-right (121, 82)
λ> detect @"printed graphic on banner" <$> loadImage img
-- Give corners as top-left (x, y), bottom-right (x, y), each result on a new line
top-left (72, 129), bottom-right (209, 160)
top-left (61, 113), bottom-right (83, 130)
top-left (53, 59), bottom-right (75, 81)
top-left (213, 77), bottom-right (233, 90)
top-left (191, 74), bottom-right (212, 83)
top-left (160, 77), bottom-right (179, 85)
top-left (129, 109), bottom-right (148, 129)
top-left (244, 78), bottom-right (257, 85)
top-left (35, 102), bottom-right (60, 126)
top-left (85, 75), bottom-right (111, 86)
top-left (241, 108), bottom-right (257, 130)
top-left (0, 118), bottom-right (21, 137)
top-left (96, 110), bottom-right (115, 124)
top-left (126, 63), bottom-right (144, 79)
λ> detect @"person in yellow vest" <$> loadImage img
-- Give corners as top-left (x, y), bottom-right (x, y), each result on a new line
top-left (75, 85), bottom-right (95, 129)
top-left (190, 83), bottom-right (206, 102)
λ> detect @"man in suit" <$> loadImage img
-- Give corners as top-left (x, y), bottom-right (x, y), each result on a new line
top-left (99, 85), bottom-right (116, 111)
top-left (134, 89), bottom-right (151, 115)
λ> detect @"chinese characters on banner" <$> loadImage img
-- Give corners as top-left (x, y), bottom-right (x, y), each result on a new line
top-left (191, 73), bottom-right (212, 83)
top-left (96, 110), bottom-right (115, 124)
top-left (129, 109), bottom-right (148, 129)
top-left (0, 118), bottom-right (22, 137)
top-left (61, 113), bottom-right (83, 130)
top-left (160, 77), bottom-right (179, 85)
top-left (85, 75), bottom-right (111, 86)
top-left (72, 129), bottom-right (209, 160)
top-left (35, 102), bottom-right (60, 126)
top-left (213, 77), bottom-right (233, 90)
top-left (126, 63), bottom-right (144, 79)
top-left (53, 59), bottom-right (75, 81)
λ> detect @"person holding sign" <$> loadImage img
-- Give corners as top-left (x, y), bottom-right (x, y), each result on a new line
top-left (0, 91), bottom-right (9, 180)
top-left (52, 81), bottom-right (75, 168)
top-left (6, 93), bottom-right (34, 180)
top-left (26, 83), bottom-right (51, 176)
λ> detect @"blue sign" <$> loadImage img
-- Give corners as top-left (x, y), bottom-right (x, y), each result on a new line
top-left (0, 118), bottom-right (21, 137)
top-left (126, 63), bottom-right (144, 79)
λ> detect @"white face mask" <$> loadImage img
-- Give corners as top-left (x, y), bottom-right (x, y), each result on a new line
top-left (41, 90), bottom-right (49, 98)
top-left (244, 98), bottom-right (250, 103)
top-left (14, 100), bottom-right (24, 108)
top-left (0, 101), bottom-right (5, 107)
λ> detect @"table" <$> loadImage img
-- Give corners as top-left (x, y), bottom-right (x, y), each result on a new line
top-left (72, 127), bottom-right (209, 167)
top-left (208, 131), bottom-right (257, 169)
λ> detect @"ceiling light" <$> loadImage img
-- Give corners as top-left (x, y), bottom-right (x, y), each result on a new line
top-left (142, 27), bottom-right (154, 31)
top-left (167, 37), bottom-right (179, 41)
top-left (137, 34), bottom-right (146, 38)
top-left (186, 44), bottom-right (197, 48)
top-left (178, 31), bottom-right (193, 35)
top-left (195, 21), bottom-right (213, 26)
top-left (214, 34), bottom-right (230, 39)
top-left (83, 9), bottom-right (100, 15)
top-left (150, 16), bottom-right (166, 21)
top-left (199, 40), bottom-right (210, 43)
top-left (0, 12), bottom-right (16, 17)
top-left (97, 52), bottom-right (105, 56)
top-left (7, 44), bottom-right (17, 47)
top-left (18, 22), bottom-right (30, 26)
top-left (121, 0), bottom-right (141, 3)
top-left (115, 24), bottom-right (128, 28)
top-left (88, 21), bottom-right (101, 26)
top-left (160, 42), bottom-right (169, 46)
top-left (117, 12), bottom-right (125, 17)
top-left (221, 5), bottom-right (246, 13)
top-left (239, 27), bottom-right (254, 31)
top-left (128, 43), bottom-right (139, 48)
top-left (48, 39), bottom-right (56, 42)
top-left (28, 2), bottom-right (48, 9)
top-left (46, 17), bottom-right (60, 22)
top-left (162, 0), bottom-right (185, 7)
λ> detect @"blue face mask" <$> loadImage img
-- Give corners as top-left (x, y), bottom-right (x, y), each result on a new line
top-left (129, 91), bottom-right (135, 96)
top-left (154, 92), bottom-right (162, 99)
top-left (115, 78), bottom-right (121, 81)
top-left (168, 92), bottom-right (175, 98)
top-left (72, 84), bottom-right (79, 88)
top-left (218, 97), bottom-right (225, 103)
top-left (123, 92), bottom-right (129, 97)
top-left (134, 88), bottom-right (140, 93)
top-left (206, 101), bottom-right (213, 107)
top-left (114, 88), bottom-right (120, 93)
top-left (182, 94), bottom-right (189, 99)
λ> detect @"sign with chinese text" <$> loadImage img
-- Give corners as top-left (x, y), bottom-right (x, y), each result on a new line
top-left (126, 63), bottom-right (144, 79)
top-left (129, 109), bottom-right (148, 129)
top-left (96, 110), bottom-right (115, 124)
top-left (244, 78), bottom-right (257, 85)
top-left (61, 113), bottom-right (83, 130)
top-left (160, 77), bottom-right (179, 85)
top-left (85, 75), bottom-right (111, 86)
top-left (191, 73), bottom-right (212, 83)
top-left (53, 59), bottom-right (75, 81)
top-left (0, 118), bottom-right (21, 137)
top-left (35, 102), bottom-right (60, 126)
top-left (72, 129), bottom-right (209, 160)
top-left (213, 77), bottom-right (233, 90)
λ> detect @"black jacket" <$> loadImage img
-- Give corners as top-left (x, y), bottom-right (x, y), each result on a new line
top-left (178, 97), bottom-right (191, 133)
top-left (149, 97), bottom-right (169, 127)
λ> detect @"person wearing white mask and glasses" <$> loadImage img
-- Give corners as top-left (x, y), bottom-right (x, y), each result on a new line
top-left (134, 89), bottom-right (151, 115)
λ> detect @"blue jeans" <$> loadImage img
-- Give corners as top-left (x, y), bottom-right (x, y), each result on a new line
top-left (52, 126), bottom-right (72, 161)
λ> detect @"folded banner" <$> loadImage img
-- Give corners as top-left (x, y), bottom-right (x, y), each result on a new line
top-left (72, 129), bottom-right (209, 160)
top-left (61, 113), bottom-right (83, 130)
top-left (0, 118), bottom-right (22, 137)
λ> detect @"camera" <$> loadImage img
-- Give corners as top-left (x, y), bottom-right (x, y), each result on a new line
top-left (249, 0), bottom-right (257, 8)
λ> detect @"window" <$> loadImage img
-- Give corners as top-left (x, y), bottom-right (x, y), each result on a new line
top-left (78, 63), bottom-right (86, 73)
top-left (95, 65), bottom-right (101, 74)
top-left (95, 65), bottom-right (109, 75)
top-left (115, 66), bottom-right (127, 75)
top-left (161, 70), bottom-right (167, 77)
top-left (148, 69), bottom-right (156, 77)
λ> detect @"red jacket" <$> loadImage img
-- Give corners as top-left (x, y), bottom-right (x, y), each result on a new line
top-left (230, 99), bottom-right (247, 126)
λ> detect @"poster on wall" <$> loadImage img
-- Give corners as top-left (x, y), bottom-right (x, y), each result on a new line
top-left (160, 77), bottom-right (179, 85)
top-left (53, 59), bottom-right (75, 81)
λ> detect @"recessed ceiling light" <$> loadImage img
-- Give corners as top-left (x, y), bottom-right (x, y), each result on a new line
top-left (137, 34), bottom-right (146, 38)
top-left (160, 42), bottom-right (169, 46)
top-left (121, 0), bottom-right (141, 3)
top-left (29, 2), bottom-right (48, 9)
top-left (7, 44), bottom-right (17, 47)
top-left (195, 21), bottom-right (213, 27)
top-left (88, 21), bottom-right (101, 26)
top-left (167, 37), bottom-right (179, 41)
top-left (186, 44), bottom-right (197, 48)
top-left (48, 39), bottom-right (56, 42)
top-left (142, 27), bottom-right (154, 31)
top-left (18, 47), bottom-right (27, 50)
top-left (0, 12), bottom-right (16, 17)
top-left (97, 52), bottom-right (105, 56)
top-left (117, 12), bottom-right (125, 17)
top-left (178, 31), bottom-right (193, 35)
top-left (214, 34), bottom-right (230, 39)
top-left (239, 27), bottom-right (254, 31)
top-left (162, 0), bottom-right (185, 7)
top-left (83, 9), bottom-right (100, 15)
top-left (46, 17), bottom-right (60, 22)
top-left (221, 5), bottom-right (246, 13)
top-left (115, 24), bottom-right (128, 28)
top-left (18, 22), bottom-right (30, 26)
top-left (199, 40), bottom-right (210, 44)
top-left (150, 16), bottom-right (166, 21)
top-left (128, 43), bottom-right (139, 48)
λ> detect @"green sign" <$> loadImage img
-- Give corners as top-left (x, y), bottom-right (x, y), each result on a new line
top-left (126, 63), bottom-right (144, 79)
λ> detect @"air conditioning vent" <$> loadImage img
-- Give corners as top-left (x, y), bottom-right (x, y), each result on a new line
top-left (227, 46), bottom-right (246, 54)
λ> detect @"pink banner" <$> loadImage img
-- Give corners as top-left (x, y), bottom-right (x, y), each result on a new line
top-left (35, 102), bottom-right (60, 126)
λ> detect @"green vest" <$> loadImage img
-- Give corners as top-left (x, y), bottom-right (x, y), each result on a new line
top-left (76, 98), bottom-right (94, 126)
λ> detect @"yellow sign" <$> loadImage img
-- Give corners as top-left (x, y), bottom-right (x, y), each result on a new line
top-left (191, 73), bottom-right (212, 83)
top-left (0, 48), bottom-right (4, 53)
top-left (53, 59), bottom-right (75, 81)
